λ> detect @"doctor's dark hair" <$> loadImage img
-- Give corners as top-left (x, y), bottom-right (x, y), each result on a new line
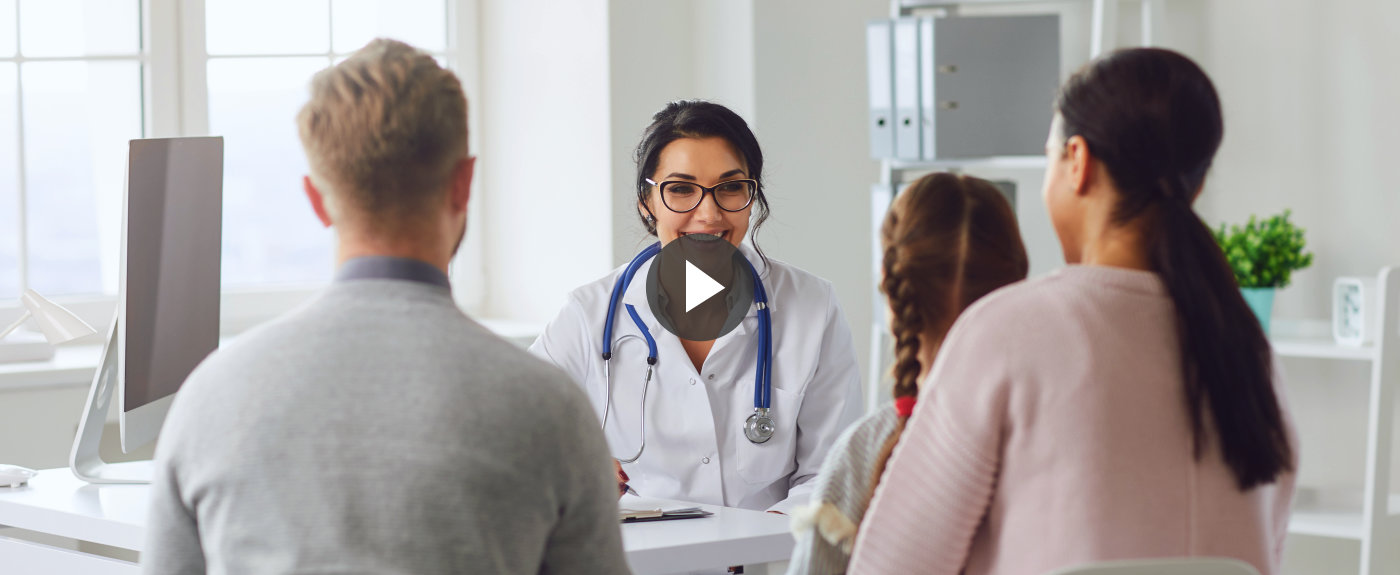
top-left (634, 100), bottom-right (771, 257)
top-left (861, 173), bottom-right (1027, 538)
top-left (1057, 47), bottom-right (1292, 490)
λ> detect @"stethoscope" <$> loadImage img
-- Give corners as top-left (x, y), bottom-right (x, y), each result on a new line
top-left (601, 241), bottom-right (775, 463)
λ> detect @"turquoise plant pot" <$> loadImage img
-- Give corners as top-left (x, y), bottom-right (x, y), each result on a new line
top-left (1240, 287), bottom-right (1276, 336)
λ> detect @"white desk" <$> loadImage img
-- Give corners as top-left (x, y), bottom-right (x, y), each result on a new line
top-left (0, 468), bottom-right (795, 574)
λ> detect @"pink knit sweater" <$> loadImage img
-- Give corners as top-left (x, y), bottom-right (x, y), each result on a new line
top-left (848, 266), bottom-right (1296, 575)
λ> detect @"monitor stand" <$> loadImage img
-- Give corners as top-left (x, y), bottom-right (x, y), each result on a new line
top-left (70, 317), bottom-right (152, 484)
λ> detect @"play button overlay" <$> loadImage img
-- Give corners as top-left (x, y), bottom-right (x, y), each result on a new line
top-left (645, 234), bottom-right (755, 342)
top-left (685, 261), bottom-right (724, 312)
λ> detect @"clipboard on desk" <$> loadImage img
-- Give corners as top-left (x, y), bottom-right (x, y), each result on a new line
top-left (620, 506), bottom-right (714, 523)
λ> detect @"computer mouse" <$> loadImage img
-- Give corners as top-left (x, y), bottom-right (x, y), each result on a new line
top-left (0, 464), bottom-right (38, 487)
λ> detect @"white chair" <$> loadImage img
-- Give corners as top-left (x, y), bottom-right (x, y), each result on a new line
top-left (1043, 558), bottom-right (1262, 575)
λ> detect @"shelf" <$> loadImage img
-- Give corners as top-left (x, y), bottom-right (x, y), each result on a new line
top-left (888, 155), bottom-right (1048, 172)
top-left (1270, 336), bottom-right (1377, 362)
top-left (1289, 506), bottom-right (1366, 540)
top-left (1287, 491), bottom-right (1400, 541)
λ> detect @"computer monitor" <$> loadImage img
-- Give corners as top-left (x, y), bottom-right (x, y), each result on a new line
top-left (71, 137), bottom-right (223, 484)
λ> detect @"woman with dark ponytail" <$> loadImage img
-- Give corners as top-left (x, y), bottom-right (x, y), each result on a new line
top-left (849, 48), bottom-right (1296, 575)
top-left (787, 173), bottom-right (1027, 574)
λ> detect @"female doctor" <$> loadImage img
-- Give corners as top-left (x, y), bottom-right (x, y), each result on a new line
top-left (529, 100), bottom-right (862, 514)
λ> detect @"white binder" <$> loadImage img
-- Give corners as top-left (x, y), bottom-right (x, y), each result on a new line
top-left (919, 17), bottom-right (937, 160)
top-left (866, 20), bottom-right (894, 159)
top-left (893, 18), bottom-right (921, 160)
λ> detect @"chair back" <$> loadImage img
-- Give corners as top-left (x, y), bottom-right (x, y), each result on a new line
top-left (1042, 558), bottom-right (1262, 575)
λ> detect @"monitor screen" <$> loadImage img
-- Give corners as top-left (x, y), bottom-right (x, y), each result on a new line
top-left (119, 137), bottom-right (223, 450)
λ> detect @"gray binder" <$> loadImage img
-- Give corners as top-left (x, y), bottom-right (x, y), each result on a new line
top-left (925, 14), bottom-right (1060, 159)
top-left (892, 18), bottom-right (921, 160)
top-left (866, 20), bottom-right (894, 159)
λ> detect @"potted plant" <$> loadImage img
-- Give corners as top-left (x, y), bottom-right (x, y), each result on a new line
top-left (1213, 210), bottom-right (1314, 335)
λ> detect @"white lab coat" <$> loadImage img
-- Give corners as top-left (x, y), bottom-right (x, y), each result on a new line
top-left (529, 244), bottom-right (863, 513)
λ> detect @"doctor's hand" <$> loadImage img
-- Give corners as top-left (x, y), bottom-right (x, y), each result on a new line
top-left (614, 459), bottom-right (629, 499)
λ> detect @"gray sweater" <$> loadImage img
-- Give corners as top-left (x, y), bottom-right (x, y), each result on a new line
top-left (786, 408), bottom-right (897, 575)
top-left (143, 275), bottom-right (629, 574)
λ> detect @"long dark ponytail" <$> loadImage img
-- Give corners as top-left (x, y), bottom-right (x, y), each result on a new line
top-left (1057, 48), bottom-right (1292, 490)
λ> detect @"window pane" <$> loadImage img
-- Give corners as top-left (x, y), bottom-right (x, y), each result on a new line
top-left (0, 64), bottom-right (17, 300)
top-left (0, 0), bottom-right (16, 58)
top-left (22, 61), bottom-right (142, 297)
top-left (332, 0), bottom-right (446, 54)
top-left (206, 0), bottom-right (329, 56)
top-left (208, 57), bottom-right (333, 287)
top-left (18, 0), bottom-right (139, 57)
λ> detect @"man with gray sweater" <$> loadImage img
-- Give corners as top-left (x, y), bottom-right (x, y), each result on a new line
top-left (142, 39), bottom-right (630, 575)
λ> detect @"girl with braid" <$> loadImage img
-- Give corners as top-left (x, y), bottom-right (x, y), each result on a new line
top-left (786, 172), bottom-right (1028, 575)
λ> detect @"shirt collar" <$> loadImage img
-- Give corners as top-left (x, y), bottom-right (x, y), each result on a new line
top-left (336, 256), bottom-right (452, 290)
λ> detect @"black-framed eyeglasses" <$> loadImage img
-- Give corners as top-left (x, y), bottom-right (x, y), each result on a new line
top-left (646, 178), bottom-right (757, 213)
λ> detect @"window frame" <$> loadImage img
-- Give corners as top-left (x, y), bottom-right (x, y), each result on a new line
top-left (0, 0), bottom-right (485, 335)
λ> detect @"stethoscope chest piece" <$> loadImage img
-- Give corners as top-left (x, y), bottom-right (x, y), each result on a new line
top-left (744, 407), bottom-right (776, 444)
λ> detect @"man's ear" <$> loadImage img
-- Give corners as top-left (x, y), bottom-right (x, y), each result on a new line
top-left (1065, 135), bottom-right (1093, 197)
top-left (304, 175), bottom-right (333, 228)
top-left (449, 156), bottom-right (474, 213)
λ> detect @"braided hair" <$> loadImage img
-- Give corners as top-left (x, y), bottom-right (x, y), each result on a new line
top-left (867, 172), bottom-right (1029, 508)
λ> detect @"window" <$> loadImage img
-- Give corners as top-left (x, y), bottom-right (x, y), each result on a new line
top-left (2, 0), bottom-right (479, 329)
top-left (1, 0), bottom-right (144, 300)
top-left (198, 0), bottom-right (450, 289)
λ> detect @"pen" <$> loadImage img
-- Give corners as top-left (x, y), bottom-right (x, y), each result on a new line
top-left (622, 483), bottom-right (639, 497)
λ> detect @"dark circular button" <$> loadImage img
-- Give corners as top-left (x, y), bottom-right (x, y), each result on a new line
top-left (644, 234), bottom-right (755, 342)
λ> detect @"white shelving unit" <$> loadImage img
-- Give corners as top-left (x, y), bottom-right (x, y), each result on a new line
top-left (1272, 267), bottom-right (1400, 575)
top-left (1272, 336), bottom-right (1379, 362)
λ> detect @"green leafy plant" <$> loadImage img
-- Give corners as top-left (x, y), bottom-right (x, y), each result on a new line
top-left (1213, 210), bottom-right (1314, 288)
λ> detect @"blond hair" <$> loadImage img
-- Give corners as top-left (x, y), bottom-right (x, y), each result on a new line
top-left (296, 38), bottom-right (467, 234)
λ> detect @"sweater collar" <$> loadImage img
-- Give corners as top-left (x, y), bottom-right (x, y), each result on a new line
top-left (336, 256), bottom-right (451, 291)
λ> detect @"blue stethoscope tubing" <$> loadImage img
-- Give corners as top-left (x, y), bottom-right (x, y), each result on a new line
top-left (601, 241), bottom-right (774, 463)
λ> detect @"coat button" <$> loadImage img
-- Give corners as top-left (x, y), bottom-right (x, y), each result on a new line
top-left (707, 374), bottom-right (716, 381)
top-left (702, 457), bottom-right (711, 464)
top-left (689, 378), bottom-right (697, 386)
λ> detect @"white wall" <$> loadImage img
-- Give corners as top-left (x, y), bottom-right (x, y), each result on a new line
top-left (608, 0), bottom-right (760, 267)
top-left (477, 0), bottom-right (615, 322)
top-left (605, 0), bottom-right (890, 398)
top-left (607, 0), bottom-right (698, 267)
top-left (606, 0), bottom-right (891, 400)
top-left (745, 0), bottom-right (889, 404)
top-left (1184, 0), bottom-right (1400, 321)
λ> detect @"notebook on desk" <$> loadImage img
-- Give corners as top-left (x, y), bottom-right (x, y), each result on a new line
top-left (619, 506), bottom-right (714, 523)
